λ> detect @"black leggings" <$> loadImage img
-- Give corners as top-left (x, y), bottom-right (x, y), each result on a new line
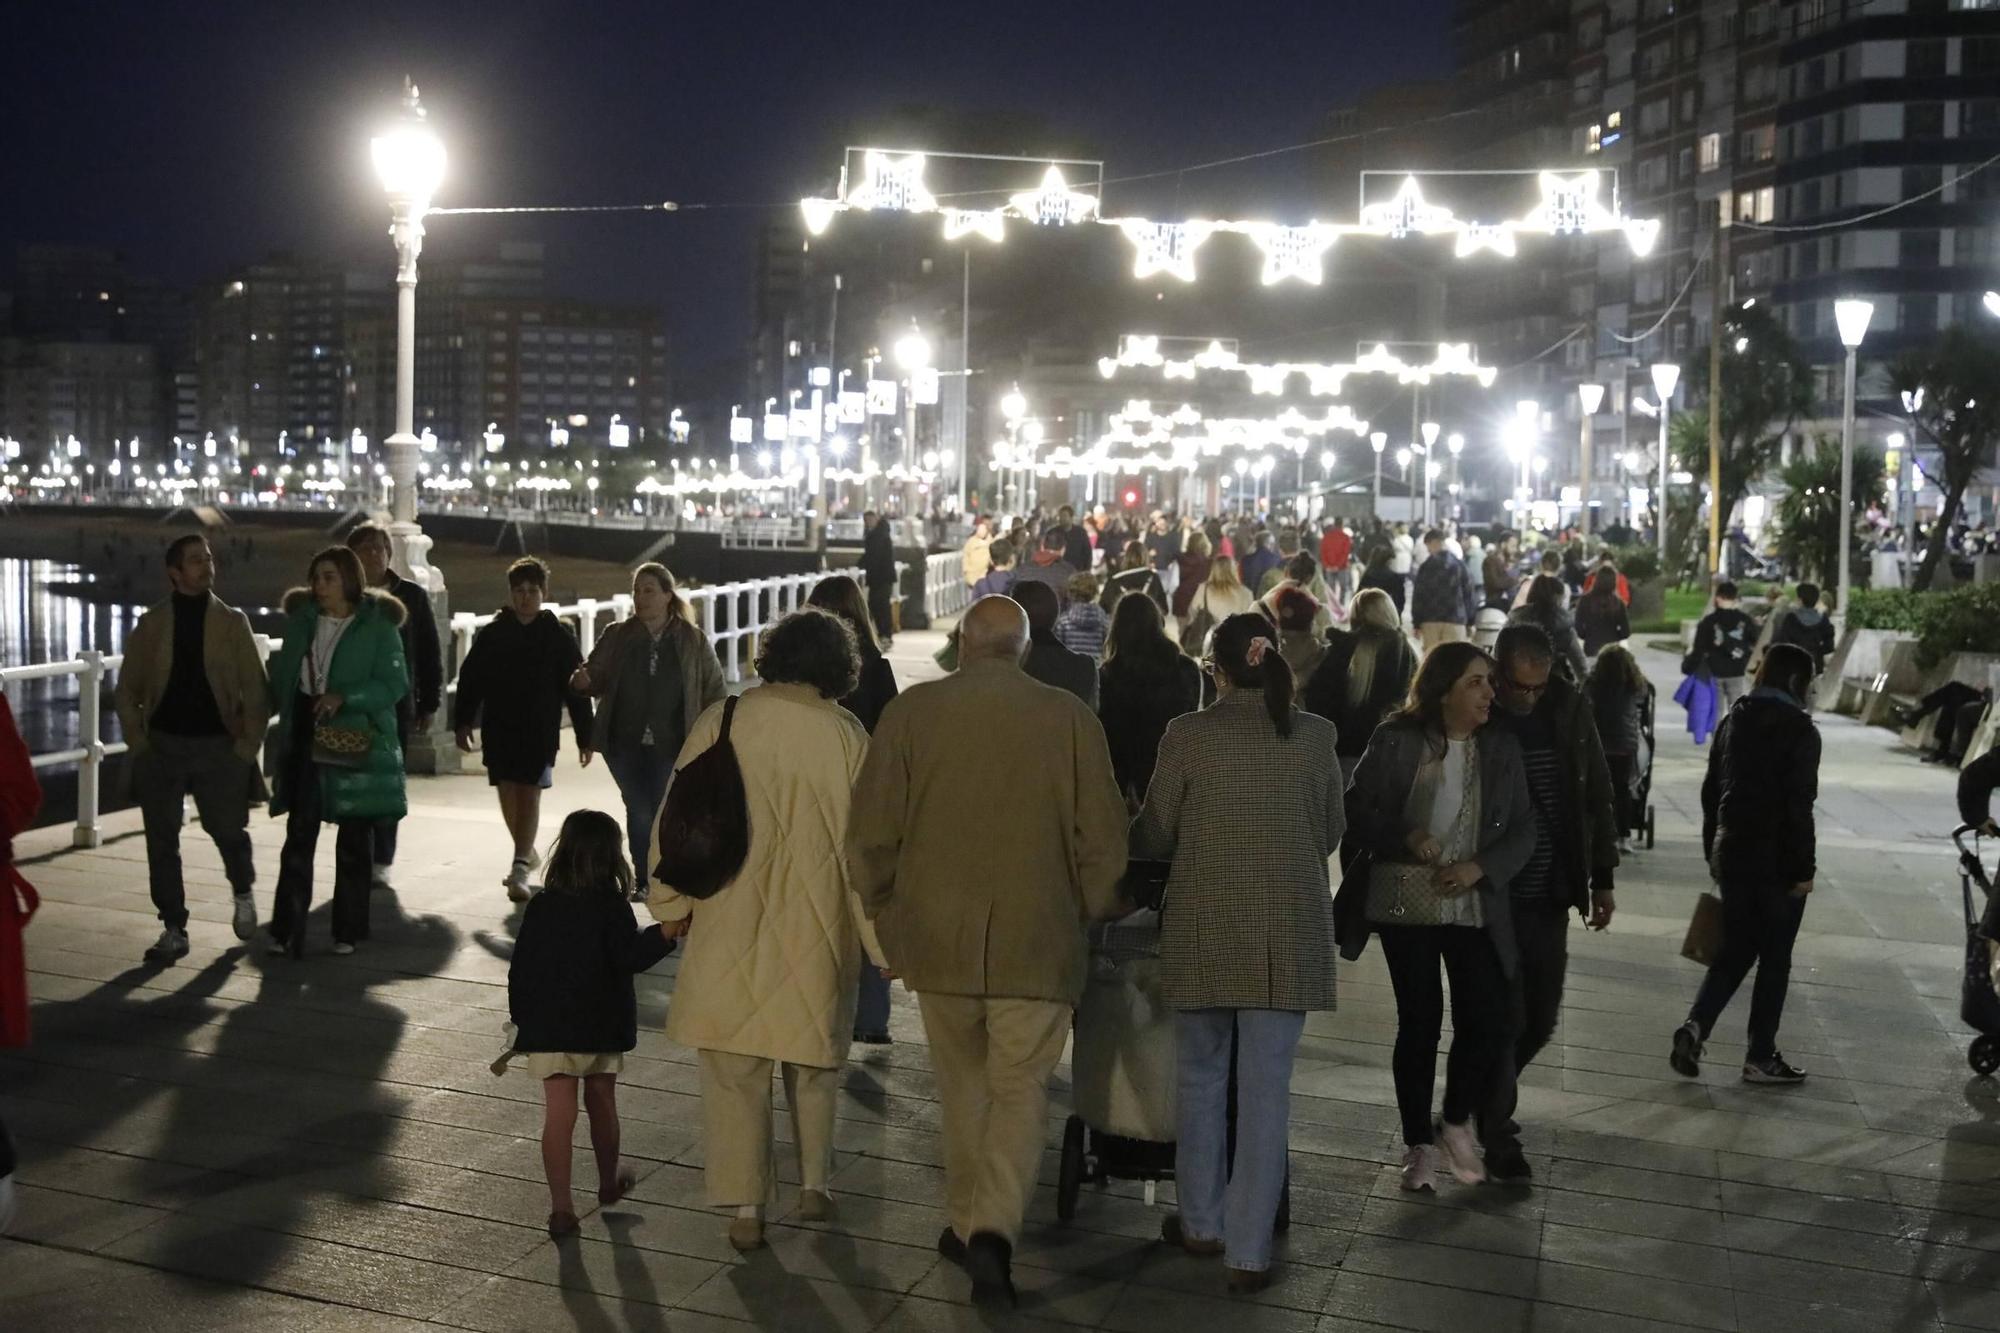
top-left (1688, 882), bottom-right (1807, 1062)
top-left (1377, 924), bottom-right (1512, 1146)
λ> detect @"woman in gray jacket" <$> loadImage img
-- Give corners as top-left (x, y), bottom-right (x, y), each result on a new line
top-left (1341, 640), bottom-right (1536, 1194)
top-left (1131, 613), bottom-right (1343, 1295)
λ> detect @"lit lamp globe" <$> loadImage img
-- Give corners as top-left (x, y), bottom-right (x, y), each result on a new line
top-left (1000, 387), bottom-right (1027, 422)
top-left (894, 332), bottom-right (932, 372)
top-left (1421, 421), bottom-right (1441, 449)
top-left (1369, 431), bottom-right (1387, 456)
top-left (371, 96), bottom-right (446, 210)
top-left (1650, 362), bottom-right (1681, 402)
top-left (1577, 383), bottom-right (1605, 415)
top-left (1446, 432), bottom-right (1465, 457)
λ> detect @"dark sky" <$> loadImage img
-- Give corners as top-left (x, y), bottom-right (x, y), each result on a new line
top-left (1, 0), bottom-right (1454, 362)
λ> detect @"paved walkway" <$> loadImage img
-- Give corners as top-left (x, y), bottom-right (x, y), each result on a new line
top-left (2, 632), bottom-right (1997, 1331)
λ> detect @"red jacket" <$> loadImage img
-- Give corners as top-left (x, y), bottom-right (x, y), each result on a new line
top-left (0, 693), bottom-right (41, 1049)
top-left (1320, 528), bottom-right (1352, 571)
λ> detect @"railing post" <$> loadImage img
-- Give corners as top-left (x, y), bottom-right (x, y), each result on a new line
top-left (576, 599), bottom-right (598, 657)
top-left (74, 650), bottom-right (105, 850)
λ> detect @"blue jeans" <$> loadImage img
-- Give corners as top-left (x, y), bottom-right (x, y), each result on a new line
top-left (854, 965), bottom-right (892, 1037)
top-left (1174, 1008), bottom-right (1305, 1272)
top-left (604, 745), bottom-right (677, 883)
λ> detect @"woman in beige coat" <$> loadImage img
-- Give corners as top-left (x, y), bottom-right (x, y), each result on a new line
top-left (648, 609), bottom-right (883, 1252)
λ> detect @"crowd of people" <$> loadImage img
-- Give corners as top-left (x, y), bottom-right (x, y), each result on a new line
top-left (39, 507), bottom-right (1840, 1307)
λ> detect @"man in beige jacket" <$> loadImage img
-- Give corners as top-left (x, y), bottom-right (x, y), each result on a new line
top-left (847, 595), bottom-right (1128, 1307)
top-left (114, 535), bottom-right (270, 964)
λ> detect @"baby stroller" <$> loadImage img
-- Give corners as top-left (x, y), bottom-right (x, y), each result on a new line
top-left (1057, 897), bottom-right (1292, 1227)
top-left (1949, 826), bottom-right (2000, 1076)
top-left (1632, 683), bottom-right (1659, 850)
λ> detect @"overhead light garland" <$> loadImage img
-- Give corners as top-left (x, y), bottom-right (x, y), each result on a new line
top-left (1098, 335), bottom-right (1500, 392)
top-left (801, 153), bottom-right (1663, 284)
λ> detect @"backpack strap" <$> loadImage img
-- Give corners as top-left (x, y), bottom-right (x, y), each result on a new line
top-left (718, 694), bottom-right (738, 741)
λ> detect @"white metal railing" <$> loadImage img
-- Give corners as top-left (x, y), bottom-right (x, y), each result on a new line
top-left (2, 569), bottom-right (862, 850)
top-left (926, 551), bottom-right (971, 620)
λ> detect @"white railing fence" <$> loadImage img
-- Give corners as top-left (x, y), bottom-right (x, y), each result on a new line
top-left (926, 551), bottom-right (971, 620)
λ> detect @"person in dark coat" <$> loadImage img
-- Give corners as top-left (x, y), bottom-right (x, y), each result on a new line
top-left (1571, 566), bottom-right (1631, 658)
top-left (1056, 503), bottom-right (1094, 573)
top-left (1358, 547), bottom-right (1407, 618)
top-left (1097, 593), bottom-right (1201, 801)
top-left (860, 510), bottom-right (900, 646)
top-left (455, 557), bottom-right (596, 902)
top-left (503, 809), bottom-right (673, 1239)
top-left (1011, 580), bottom-right (1097, 708)
top-left (1687, 581), bottom-right (1758, 710)
top-left (1584, 644), bottom-right (1649, 846)
top-left (1012, 527), bottom-right (1078, 609)
top-left (1172, 533), bottom-right (1213, 622)
top-left (347, 523), bottom-right (444, 892)
top-left (1671, 643), bottom-right (1821, 1086)
top-left (1769, 582), bottom-right (1836, 675)
top-left (1100, 541), bottom-right (1171, 619)
top-left (1301, 588), bottom-right (1418, 783)
top-left (1507, 574), bottom-right (1588, 684)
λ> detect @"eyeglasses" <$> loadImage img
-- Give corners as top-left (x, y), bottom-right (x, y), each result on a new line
top-left (1500, 672), bottom-right (1550, 698)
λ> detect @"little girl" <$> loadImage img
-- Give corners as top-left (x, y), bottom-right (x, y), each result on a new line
top-left (503, 809), bottom-right (674, 1238)
top-left (1586, 644), bottom-right (1651, 852)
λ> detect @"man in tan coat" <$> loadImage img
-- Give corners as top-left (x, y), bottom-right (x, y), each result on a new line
top-left (113, 534), bottom-right (270, 963)
top-left (847, 595), bottom-right (1128, 1307)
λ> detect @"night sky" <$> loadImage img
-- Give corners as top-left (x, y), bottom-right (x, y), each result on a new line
top-left (1, 1), bottom-right (1453, 363)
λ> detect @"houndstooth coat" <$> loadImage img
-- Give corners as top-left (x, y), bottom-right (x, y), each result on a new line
top-left (1130, 689), bottom-right (1344, 1011)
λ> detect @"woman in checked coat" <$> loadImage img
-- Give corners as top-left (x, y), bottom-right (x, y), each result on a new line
top-left (1130, 612), bottom-right (1343, 1295)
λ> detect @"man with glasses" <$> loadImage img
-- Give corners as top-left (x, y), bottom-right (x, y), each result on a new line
top-left (1480, 624), bottom-right (1620, 1185)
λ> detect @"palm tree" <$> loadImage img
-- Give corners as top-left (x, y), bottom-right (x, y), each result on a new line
top-left (1891, 327), bottom-right (2000, 591)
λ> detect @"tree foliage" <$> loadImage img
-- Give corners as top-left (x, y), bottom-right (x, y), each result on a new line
top-left (1890, 326), bottom-right (2000, 591)
top-left (1771, 439), bottom-right (1883, 586)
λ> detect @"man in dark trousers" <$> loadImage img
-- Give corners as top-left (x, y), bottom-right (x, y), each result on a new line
top-left (861, 510), bottom-right (899, 647)
top-left (113, 535), bottom-right (271, 964)
top-left (347, 523), bottom-right (443, 890)
top-left (1482, 623), bottom-right (1620, 1185)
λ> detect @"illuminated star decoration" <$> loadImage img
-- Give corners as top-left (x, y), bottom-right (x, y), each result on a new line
top-left (1254, 224), bottom-right (1338, 285)
top-left (846, 151), bottom-right (936, 213)
top-left (1623, 217), bottom-right (1662, 257)
top-left (1009, 166), bottom-right (1099, 226)
top-left (1525, 170), bottom-right (1612, 235)
top-left (1120, 221), bottom-right (1214, 281)
top-left (1359, 176), bottom-right (1456, 238)
top-left (1454, 223), bottom-right (1517, 258)
top-left (941, 208), bottom-right (1007, 242)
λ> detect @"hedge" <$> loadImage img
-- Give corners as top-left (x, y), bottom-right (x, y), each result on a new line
top-left (1846, 582), bottom-right (2000, 667)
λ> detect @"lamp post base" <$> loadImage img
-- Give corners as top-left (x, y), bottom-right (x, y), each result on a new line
top-left (389, 518), bottom-right (460, 776)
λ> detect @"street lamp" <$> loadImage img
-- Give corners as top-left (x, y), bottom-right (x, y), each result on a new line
top-left (893, 330), bottom-right (931, 520)
top-left (1446, 432), bottom-right (1465, 520)
top-left (1420, 421), bottom-right (1440, 526)
top-left (1577, 383), bottom-right (1605, 537)
top-left (1650, 363), bottom-right (1680, 569)
top-left (1834, 298), bottom-right (1875, 621)
top-left (1370, 430), bottom-right (1387, 515)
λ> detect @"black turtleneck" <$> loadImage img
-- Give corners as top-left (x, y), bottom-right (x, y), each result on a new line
top-left (152, 591), bottom-right (227, 737)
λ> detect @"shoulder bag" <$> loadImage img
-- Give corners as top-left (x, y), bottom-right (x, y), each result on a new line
top-left (653, 696), bottom-right (751, 899)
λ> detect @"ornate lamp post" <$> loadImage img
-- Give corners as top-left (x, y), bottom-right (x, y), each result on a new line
top-left (1649, 363), bottom-right (1680, 569)
top-left (1834, 299), bottom-right (1874, 622)
top-left (1577, 382), bottom-right (1604, 537)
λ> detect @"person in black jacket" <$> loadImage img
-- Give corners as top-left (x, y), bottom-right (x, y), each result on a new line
top-left (860, 511), bottom-right (899, 646)
top-left (1301, 588), bottom-right (1418, 784)
top-left (1357, 547), bottom-right (1406, 618)
top-left (347, 524), bottom-right (443, 893)
top-left (1097, 593), bottom-right (1201, 802)
top-left (1011, 580), bottom-right (1098, 707)
top-left (1571, 566), bottom-right (1631, 659)
top-left (502, 809), bottom-right (673, 1239)
top-left (1671, 643), bottom-right (1821, 1085)
top-left (1769, 582), bottom-right (1836, 675)
top-left (1687, 581), bottom-right (1758, 709)
top-left (1100, 541), bottom-right (1171, 620)
top-left (455, 558), bottom-right (596, 902)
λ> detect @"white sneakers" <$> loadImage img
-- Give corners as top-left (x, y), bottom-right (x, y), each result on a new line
top-left (1400, 1144), bottom-right (1439, 1192)
top-left (1400, 1124), bottom-right (1487, 1192)
top-left (504, 849), bottom-right (541, 903)
top-left (231, 893), bottom-right (256, 941)
top-left (331, 942), bottom-right (356, 956)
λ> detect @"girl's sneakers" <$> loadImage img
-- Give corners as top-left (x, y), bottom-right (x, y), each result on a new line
top-left (1670, 1020), bottom-right (1704, 1077)
top-left (1399, 1143), bottom-right (1440, 1192)
top-left (1743, 1052), bottom-right (1807, 1084)
top-left (1435, 1120), bottom-right (1487, 1185)
top-left (504, 860), bottom-right (532, 903)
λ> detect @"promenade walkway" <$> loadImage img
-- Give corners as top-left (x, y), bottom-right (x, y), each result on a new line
top-left (1, 632), bottom-right (1996, 1331)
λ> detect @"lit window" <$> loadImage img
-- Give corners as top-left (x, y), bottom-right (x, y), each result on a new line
top-left (1698, 132), bottom-right (1723, 170)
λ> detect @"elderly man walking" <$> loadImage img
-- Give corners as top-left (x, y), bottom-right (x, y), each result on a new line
top-left (115, 535), bottom-right (270, 963)
top-left (847, 596), bottom-right (1128, 1307)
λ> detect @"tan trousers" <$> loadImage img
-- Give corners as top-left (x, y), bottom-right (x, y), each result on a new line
top-left (917, 993), bottom-right (1070, 1244)
top-left (1418, 621), bottom-right (1468, 652)
top-left (697, 1049), bottom-right (839, 1208)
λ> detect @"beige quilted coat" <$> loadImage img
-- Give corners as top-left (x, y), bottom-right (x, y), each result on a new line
top-left (648, 682), bottom-right (884, 1069)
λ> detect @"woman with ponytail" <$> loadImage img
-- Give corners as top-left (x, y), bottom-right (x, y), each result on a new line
top-left (1129, 613), bottom-right (1342, 1294)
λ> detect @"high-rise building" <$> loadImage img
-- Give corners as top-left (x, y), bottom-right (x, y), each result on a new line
top-left (0, 341), bottom-right (157, 456)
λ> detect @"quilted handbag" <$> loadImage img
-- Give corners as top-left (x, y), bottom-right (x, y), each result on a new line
top-left (311, 722), bottom-right (374, 769)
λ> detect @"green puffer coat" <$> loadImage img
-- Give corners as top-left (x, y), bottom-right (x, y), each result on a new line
top-left (266, 587), bottom-right (411, 823)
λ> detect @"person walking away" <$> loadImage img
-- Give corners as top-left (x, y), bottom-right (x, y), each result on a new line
top-left (346, 523), bottom-right (442, 893)
top-left (1011, 581), bottom-right (1098, 707)
top-left (1055, 573), bottom-right (1111, 659)
top-left (454, 557), bottom-right (595, 902)
top-left (1012, 527), bottom-right (1078, 608)
top-left (1585, 645), bottom-right (1650, 850)
top-left (1770, 581), bottom-right (1836, 676)
top-left (1410, 529), bottom-right (1476, 652)
top-left (1340, 641), bottom-right (1535, 1191)
top-left (571, 563), bottom-right (726, 884)
top-left (1102, 541), bottom-right (1171, 620)
top-left (1688, 581), bottom-right (1758, 710)
top-left (1173, 532), bottom-right (1214, 625)
top-left (1572, 565), bottom-right (1631, 659)
top-left (1184, 549), bottom-right (1256, 656)
top-left (1301, 588), bottom-right (1418, 785)
top-left (1271, 587), bottom-right (1327, 684)
top-left (806, 575), bottom-right (900, 1045)
top-left (504, 808), bottom-right (672, 1238)
top-left (971, 538), bottom-right (1017, 599)
top-left (654, 610), bottom-right (882, 1249)
top-left (1512, 549), bottom-right (1566, 610)
top-left (264, 546), bottom-right (410, 957)
top-left (961, 517), bottom-right (994, 589)
top-left (1131, 614), bottom-right (1341, 1293)
top-left (1670, 643), bottom-right (1821, 1084)
top-left (1098, 593), bottom-right (1201, 803)
top-left (847, 596), bottom-right (1128, 1306)
top-left (1358, 548), bottom-right (1407, 620)
top-left (1594, 552), bottom-right (1631, 604)
top-left (1508, 574), bottom-right (1589, 684)
top-left (1320, 520), bottom-right (1354, 600)
top-left (860, 510), bottom-right (900, 646)
top-left (1482, 541), bottom-right (1515, 612)
top-left (115, 535), bottom-right (269, 964)
top-left (1481, 625), bottom-right (1619, 1184)
top-left (1257, 552), bottom-right (1335, 632)
top-left (1239, 531), bottom-right (1283, 595)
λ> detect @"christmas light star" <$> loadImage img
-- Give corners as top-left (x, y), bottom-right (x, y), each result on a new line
top-left (941, 208), bottom-right (1006, 242)
top-left (1624, 217), bottom-right (1662, 257)
top-left (1253, 224), bottom-right (1338, 285)
top-left (1120, 220), bottom-right (1214, 281)
top-left (1359, 176), bottom-right (1456, 238)
top-left (1010, 166), bottom-right (1099, 226)
top-left (1526, 170), bottom-right (1611, 235)
top-left (847, 151), bottom-right (936, 213)
top-left (1454, 224), bottom-right (1517, 258)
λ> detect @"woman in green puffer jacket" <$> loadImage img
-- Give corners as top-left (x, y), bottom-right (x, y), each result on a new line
top-left (264, 545), bottom-right (409, 957)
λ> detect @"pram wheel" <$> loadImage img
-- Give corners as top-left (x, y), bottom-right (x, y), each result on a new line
top-left (1645, 806), bottom-right (1656, 850)
top-left (1972, 1035), bottom-right (2000, 1077)
top-left (1057, 1115), bottom-right (1086, 1222)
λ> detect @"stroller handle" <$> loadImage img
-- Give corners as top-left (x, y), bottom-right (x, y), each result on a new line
top-left (1954, 823), bottom-right (1984, 854)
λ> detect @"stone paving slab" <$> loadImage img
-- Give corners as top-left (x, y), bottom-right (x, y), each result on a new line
top-left (2, 632), bottom-right (1998, 1330)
